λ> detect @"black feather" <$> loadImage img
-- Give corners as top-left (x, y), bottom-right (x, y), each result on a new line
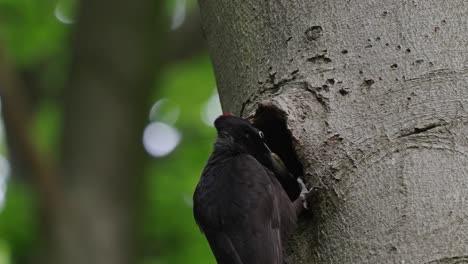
top-left (193, 115), bottom-right (300, 264)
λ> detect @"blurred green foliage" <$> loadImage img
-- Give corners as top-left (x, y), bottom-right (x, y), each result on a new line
top-left (0, 0), bottom-right (217, 263)
top-left (0, 0), bottom-right (66, 65)
top-left (0, 184), bottom-right (38, 264)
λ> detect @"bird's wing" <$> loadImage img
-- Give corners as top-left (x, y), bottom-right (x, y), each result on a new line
top-left (194, 154), bottom-right (293, 264)
top-left (266, 168), bottom-right (298, 249)
top-left (201, 229), bottom-right (245, 264)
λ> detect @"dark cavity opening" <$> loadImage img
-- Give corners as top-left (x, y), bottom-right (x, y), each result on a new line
top-left (252, 104), bottom-right (303, 201)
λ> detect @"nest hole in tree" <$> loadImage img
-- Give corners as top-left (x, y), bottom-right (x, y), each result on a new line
top-left (252, 104), bottom-right (304, 201)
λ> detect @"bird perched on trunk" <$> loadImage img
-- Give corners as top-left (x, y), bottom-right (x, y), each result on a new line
top-left (193, 114), bottom-right (311, 264)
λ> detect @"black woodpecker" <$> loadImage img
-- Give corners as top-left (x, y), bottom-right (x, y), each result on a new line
top-left (193, 114), bottom-right (310, 264)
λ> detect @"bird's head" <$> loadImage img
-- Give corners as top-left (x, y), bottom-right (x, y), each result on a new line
top-left (214, 113), bottom-right (272, 156)
top-left (213, 113), bottom-right (294, 182)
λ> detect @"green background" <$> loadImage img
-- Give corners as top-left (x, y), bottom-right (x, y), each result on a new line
top-left (0, 0), bottom-right (218, 263)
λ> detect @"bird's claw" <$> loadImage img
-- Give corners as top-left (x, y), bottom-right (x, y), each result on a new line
top-left (297, 178), bottom-right (323, 210)
top-left (297, 178), bottom-right (310, 209)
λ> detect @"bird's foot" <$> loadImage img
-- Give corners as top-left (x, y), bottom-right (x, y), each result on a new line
top-left (297, 178), bottom-right (322, 209)
top-left (297, 178), bottom-right (310, 209)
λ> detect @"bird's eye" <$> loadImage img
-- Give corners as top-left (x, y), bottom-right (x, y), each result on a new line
top-left (258, 131), bottom-right (264, 138)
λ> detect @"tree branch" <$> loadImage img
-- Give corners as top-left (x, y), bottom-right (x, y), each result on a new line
top-left (0, 48), bottom-right (60, 217)
top-left (53, 0), bottom-right (166, 264)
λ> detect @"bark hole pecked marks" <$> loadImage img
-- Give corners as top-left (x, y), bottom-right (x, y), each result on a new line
top-left (305, 83), bottom-right (330, 111)
top-left (240, 69), bottom-right (300, 117)
top-left (307, 54), bottom-right (332, 64)
top-left (339, 88), bottom-right (350, 95)
top-left (398, 121), bottom-right (446, 138)
top-left (425, 255), bottom-right (468, 264)
top-left (364, 79), bottom-right (375, 86)
top-left (253, 104), bottom-right (304, 201)
top-left (305, 26), bottom-right (323, 41)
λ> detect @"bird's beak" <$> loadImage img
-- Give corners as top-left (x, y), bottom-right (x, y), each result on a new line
top-left (263, 142), bottom-right (273, 153)
top-left (270, 152), bottom-right (294, 180)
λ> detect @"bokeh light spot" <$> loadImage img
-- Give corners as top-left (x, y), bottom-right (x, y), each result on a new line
top-left (54, 1), bottom-right (74, 24)
top-left (171, 0), bottom-right (186, 30)
top-left (143, 122), bottom-right (181, 157)
top-left (0, 156), bottom-right (11, 212)
top-left (149, 98), bottom-right (180, 125)
top-left (183, 193), bottom-right (193, 208)
top-left (201, 91), bottom-right (222, 127)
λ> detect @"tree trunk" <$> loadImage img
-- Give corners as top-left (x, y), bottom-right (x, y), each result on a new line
top-left (52, 0), bottom-right (164, 264)
top-left (198, 0), bottom-right (468, 263)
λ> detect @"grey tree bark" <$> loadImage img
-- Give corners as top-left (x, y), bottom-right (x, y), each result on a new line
top-left (198, 0), bottom-right (468, 263)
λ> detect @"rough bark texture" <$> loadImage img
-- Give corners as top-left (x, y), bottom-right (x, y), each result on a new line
top-left (199, 0), bottom-right (468, 263)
